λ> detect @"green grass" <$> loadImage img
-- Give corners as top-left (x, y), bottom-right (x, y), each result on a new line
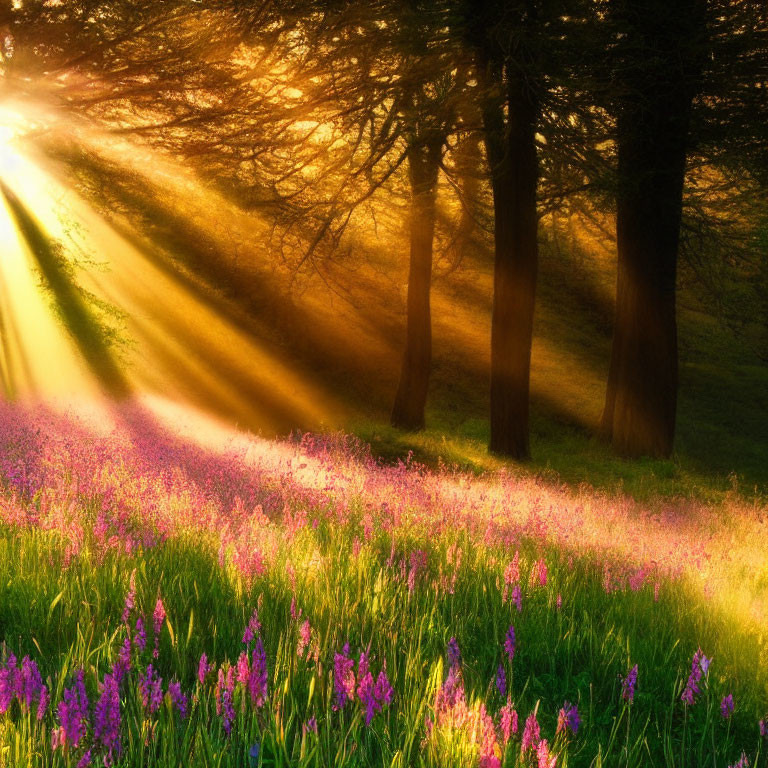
top-left (1, 514), bottom-right (766, 767)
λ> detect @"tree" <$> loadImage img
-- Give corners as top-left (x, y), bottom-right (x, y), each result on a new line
top-left (599, 0), bottom-right (767, 458)
top-left (227, 0), bottom-right (467, 431)
top-left (459, 0), bottom-right (546, 459)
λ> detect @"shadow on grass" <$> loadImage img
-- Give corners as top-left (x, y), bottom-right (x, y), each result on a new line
top-left (0, 180), bottom-right (130, 398)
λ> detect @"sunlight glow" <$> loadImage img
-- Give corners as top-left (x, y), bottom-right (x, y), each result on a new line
top-left (0, 104), bottom-right (343, 434)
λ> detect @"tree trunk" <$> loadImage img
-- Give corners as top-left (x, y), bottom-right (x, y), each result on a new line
top-left (601, 0), bottom-right (703, 458)
top-left (602, 111), bottom-right (687, 457)
top-left (391, 139), bottom-right (441, 430)
top-left (484, 67), bottom-right (540, 459)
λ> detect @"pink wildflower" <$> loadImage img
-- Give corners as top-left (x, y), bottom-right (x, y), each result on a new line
top-left (499, 703), bottom-right (518, 744)
top-left (537, 739), bottom-right (557, 768)
top-left (242, 608), bottom-right (261, 645)
top-left (198, 653), bottom-right (211, 685)
top-left (502, 552), bottom-right (520, 603)
top-left (297, 620), bottom-right (311, 658)
top-left (521, 710), bottom-right (541, 752)
top-left (121, 570), bottom-right (136, 624)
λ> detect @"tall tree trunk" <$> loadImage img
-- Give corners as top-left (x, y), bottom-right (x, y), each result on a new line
top-left (391, 139), bottom-right (441, 430)
top-left (601, 112), bottom-right (685, 457)
top-left (484, 67), bottom-right (540, 459)
top-left (601, 0), bottom-right (704, 458)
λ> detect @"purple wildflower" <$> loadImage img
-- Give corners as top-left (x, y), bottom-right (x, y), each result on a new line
top-left (36, 684), bottom-right (49, 720)
top-left (152, 599), bottom-right (166, 659)
top-left (56, 670), bottom-right (89, 749)
top-left (0, 654), bottom-right (18, 714)
top-left (168, 680), bottom-right (188, 718)
top-left (77, 749), bottom-right (93, 768)
top-left (495, 664), bottom-right (507, 697)
top-left (721, 694), bottom-right (734, 719)
top-left (18, 656), bottom-right (43, 711)
top-left (216, 666), bottom-right (236, 736)
top-left (446, 637), bottom-right (461, 671)
top-left (138, 664), bottom-right (163, 714)
top-left (304, 715), bottom-right (318, 734)
top-left (504, 625), bottom-right (516, 663)
top-left (198, 653), bottom-right (211, 685)
top-left (374, 668), bottom-right (393, 706)
top-left (681, 648), bottom-right (710, 706)
top-left (622, 664), bottom-right (638, 703)
top-left (333, 643), bottom-right (355, 710)
top-left (557, 701), bottom-right (580, 735)
top-left (93, 672), bottom-right (121, 762)
top-left (512, 584), bottom-right (522, 613)
top-left (114, 637), bottom-right (131, 686)
top-left (243, 608), bottom-right (261, 646)
top-left (728, 753), bottom-right (749, 768)
top-left (521, 710), bottom-right (541, 753)
top-left (248, 637), bottom-right (268, 707)
top-left (760, 719), bottom-right (767, 738)
top-left (357, 653), bottom-right (376, 725)
top-left (134, 617), bottom-right (147, 654)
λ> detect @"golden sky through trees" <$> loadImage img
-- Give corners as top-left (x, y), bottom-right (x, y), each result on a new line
top-left (0, 94), bottom-right (614, 443)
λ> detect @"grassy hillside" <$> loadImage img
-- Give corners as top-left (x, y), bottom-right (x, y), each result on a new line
top-left (0, 404), bottom-right (766, 767)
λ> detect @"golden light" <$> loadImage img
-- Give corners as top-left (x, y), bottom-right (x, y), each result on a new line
top-left (0, 100), bottom-right (346, 434)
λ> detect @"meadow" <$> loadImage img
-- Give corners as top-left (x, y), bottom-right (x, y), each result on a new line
top-left (0, 400), bottom-right (766, 768)
top-left (1, 2), bottom-right (767, 766)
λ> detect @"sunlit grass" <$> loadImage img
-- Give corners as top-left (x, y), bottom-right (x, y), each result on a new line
top-left (0, 403), bottom-right (766, 767)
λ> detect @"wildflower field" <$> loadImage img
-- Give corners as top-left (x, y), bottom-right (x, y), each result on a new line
top-left (0, 401), bottom-right (766, 768)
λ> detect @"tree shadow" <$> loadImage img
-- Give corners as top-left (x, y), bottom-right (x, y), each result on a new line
top-left (0, 180), bottom-right (131, 398)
